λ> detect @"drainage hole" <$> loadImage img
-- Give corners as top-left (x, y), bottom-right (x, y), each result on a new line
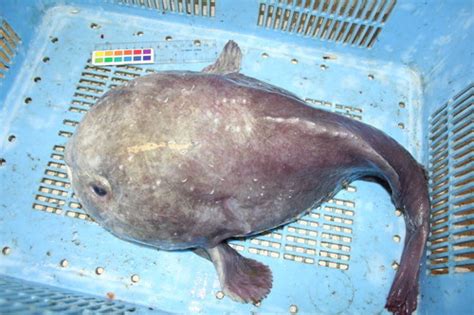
top-left (2, 247), bottom-right (11, 255)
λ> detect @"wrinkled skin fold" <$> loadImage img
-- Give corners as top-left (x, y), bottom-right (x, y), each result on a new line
top-left (65, 41), bottom-right (430, 315)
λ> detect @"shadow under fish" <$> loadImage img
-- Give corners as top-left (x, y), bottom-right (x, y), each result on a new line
top-left (65, 40), bottom-right (430, 315)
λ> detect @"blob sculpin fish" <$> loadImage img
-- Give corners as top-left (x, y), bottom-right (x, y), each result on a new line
top-left (65, 41), bottom-right (430, 315)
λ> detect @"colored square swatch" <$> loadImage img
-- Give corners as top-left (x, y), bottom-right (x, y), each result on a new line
top-left (92, 48), bottom-right (154, 66)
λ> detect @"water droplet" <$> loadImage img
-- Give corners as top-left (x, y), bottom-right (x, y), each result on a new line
top-left (260, 192), bottom-right (264, 196)
top-left (156, 180), bottom-right (161, 186)
top-left (261, 185), bottom-right (265, 189)
top-left (181, 178), bottom-right (188, 183)
top-left (288, 195), bottom-right (292, 199)
top-left (209, 189), bottom-right (215, 195)
top-left (253, 178), bottom-right (258, 182)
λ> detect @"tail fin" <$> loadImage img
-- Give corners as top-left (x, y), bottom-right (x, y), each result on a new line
top-left (357, 124), bottom-right (430, 315)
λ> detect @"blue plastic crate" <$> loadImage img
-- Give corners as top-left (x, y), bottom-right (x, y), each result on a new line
top-left (0, 1), bottom-right (472, 314)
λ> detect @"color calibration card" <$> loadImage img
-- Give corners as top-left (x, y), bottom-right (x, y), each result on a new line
top-left (92, 48), bottom-right (154, 66)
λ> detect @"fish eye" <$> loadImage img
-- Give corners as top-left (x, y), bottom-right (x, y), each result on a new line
top-left (91, 184), bottom-right (108, 197)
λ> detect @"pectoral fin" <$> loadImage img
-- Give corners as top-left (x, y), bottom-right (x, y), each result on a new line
top-left (197, 242), bottom-right (273, 303)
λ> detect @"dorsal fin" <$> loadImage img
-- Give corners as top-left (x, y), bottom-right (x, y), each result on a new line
top-left (202, 40), bottom-right (242, 74)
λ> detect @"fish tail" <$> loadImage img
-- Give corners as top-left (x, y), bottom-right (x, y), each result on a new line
top-left (358, 126), bottom-right (430, 315)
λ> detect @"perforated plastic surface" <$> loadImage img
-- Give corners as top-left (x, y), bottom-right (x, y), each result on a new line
top-left (256, 0), bottom-right (396, 49)
top-left (0, 1), bottom-right (473, 314)
top-left (0, 275), bottom-right (156, 314)
top-left (427, 84), bottom-right (473, 275)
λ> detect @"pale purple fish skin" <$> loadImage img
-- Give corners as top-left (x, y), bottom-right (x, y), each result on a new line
top-left (65, 41), bottom-right (430, 315)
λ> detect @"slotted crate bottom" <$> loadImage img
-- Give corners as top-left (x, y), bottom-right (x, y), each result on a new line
top-left (0, 275), bottom-right (154, 314)
top-left (0, 4), bottom-right (424, 314)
